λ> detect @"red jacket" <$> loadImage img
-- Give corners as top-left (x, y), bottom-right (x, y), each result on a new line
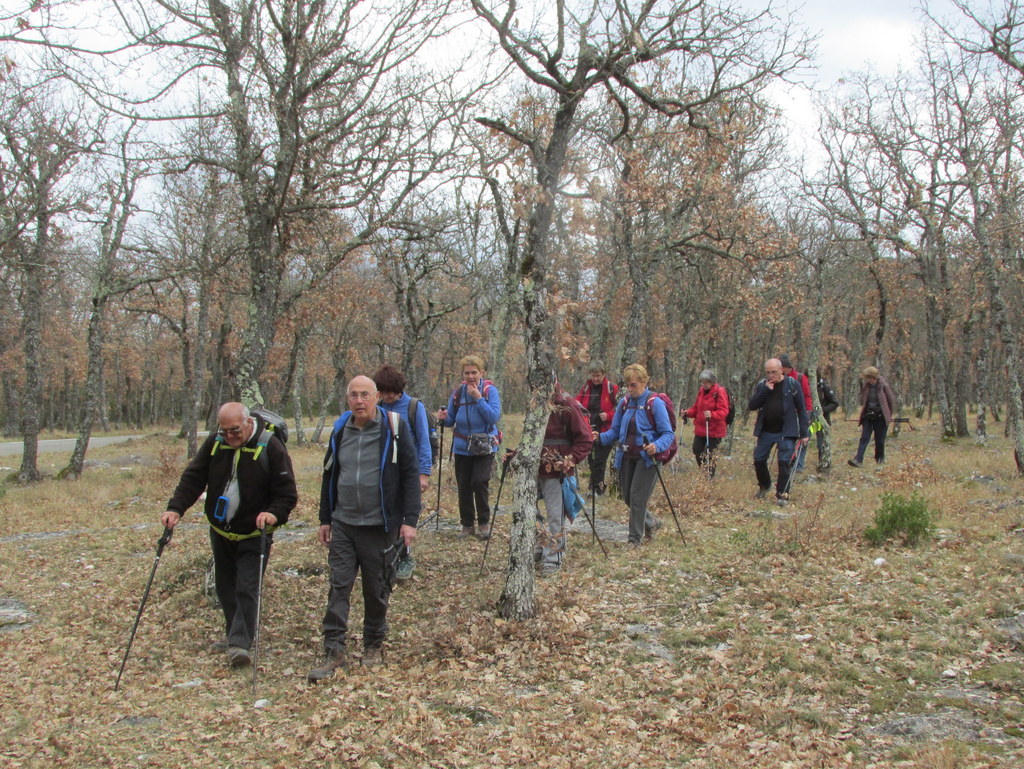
top-left (683, 383), bottom-right (730, 439)
top-left (541, 391), bottom-right (594, 479)
top-left (787, 371), bottom-right (813, 412)
top-left (575, 377), bottom-right (619, 434)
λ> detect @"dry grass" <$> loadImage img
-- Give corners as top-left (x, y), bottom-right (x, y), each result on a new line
top-left (0, 418), bottom-right (1022, 768)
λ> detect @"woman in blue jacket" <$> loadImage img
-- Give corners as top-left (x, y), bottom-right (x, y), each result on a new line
top-left (438, 354), bottom-right (501, 540)
top-left (594, 363), bottom-right (674, 546)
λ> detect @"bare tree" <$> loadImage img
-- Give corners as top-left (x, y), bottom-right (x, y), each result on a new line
top-left (471, 0), bottom-right (810, 619)
top-left (33, 0), bottom-right (479, 407)
top-left (935, 0), bottom-right (1024, 467)
top-left (0, 75), bottom-right (99, 482)
top-left (60, 123), bottom-right (169, 478)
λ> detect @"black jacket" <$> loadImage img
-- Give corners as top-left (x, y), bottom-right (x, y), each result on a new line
top-left (166, 414), bottom-right (298, 535)
top-left (749, 377), bottom-right (809, 439)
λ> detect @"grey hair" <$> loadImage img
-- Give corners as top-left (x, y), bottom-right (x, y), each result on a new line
top-left (698, 368), bottom-right (717, 384)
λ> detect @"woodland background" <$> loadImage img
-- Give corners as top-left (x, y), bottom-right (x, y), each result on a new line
top-left (1, 0), bottom-right (1023, 485)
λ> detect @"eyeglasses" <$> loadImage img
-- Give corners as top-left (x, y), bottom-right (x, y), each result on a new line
top-left (218, 425), bottom-right (245, 437)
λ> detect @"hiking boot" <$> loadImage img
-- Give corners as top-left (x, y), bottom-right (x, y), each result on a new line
top-left (644, 517), bottom-right (663, 540)
top-left (361, 646), bottom-right (383, 667)
top-left (459, 525), bottom-right (475, 538)
top-left (476, 523), bottom-right (492, 540)
top-left (847, 459), bottom-right (862, 468)
top-left (307, 649), bottom-right (348, 682)
top-left (395, 556), bottom-right (415, 582)
top-left (595, 482), bottom-right (607, 496)
top-left (209, 639), bottom-right (229, 653)
top-left (755, 487), bottom-right (770, 499)
top-left (775, 495), bottom-right (788, 507)
top-left (539, 562), bottom-right (561, 577)
top-left (227, 646), bottom-right (251, 668)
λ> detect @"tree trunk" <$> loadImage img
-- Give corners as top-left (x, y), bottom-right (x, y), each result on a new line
top-left (18, 212), bottom-right (49, 483)
top-left (61, 295), bottom-right (108, 479)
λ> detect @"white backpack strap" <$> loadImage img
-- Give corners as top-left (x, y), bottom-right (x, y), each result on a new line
top-left (389, 411), bottom-right (401, 463)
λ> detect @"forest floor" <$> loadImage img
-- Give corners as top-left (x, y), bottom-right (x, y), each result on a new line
top-left (0, 417), bottom-right (1022, 768)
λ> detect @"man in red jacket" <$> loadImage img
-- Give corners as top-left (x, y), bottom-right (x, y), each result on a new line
top-left (780, 354), bottom-right (812, 472)
top-left (575, 361), bottom-right (618, 494)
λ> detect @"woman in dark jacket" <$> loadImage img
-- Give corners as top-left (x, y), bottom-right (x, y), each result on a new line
top-left (848, 366), bottom-right (897, 467)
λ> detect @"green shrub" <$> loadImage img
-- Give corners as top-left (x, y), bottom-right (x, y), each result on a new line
top-left (864, 491), bottom-right (936, 546)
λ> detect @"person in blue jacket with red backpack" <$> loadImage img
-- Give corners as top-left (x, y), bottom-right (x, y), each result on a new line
top-left (593, 363), bottom-right (674, 547)
top-left (437, 354), bottom-right (501, 540)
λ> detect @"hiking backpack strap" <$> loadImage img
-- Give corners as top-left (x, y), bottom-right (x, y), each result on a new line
top-left (387, 409), bottom-right (401, 463)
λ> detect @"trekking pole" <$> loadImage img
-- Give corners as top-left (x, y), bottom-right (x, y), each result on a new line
top-left (417, 424), bottom-right (445, 531)
top-left (590, 484), bottom-right (597, 545)
top-left (703, 416), bottom-right (711, 474)
top-left (435, 423), bottom-right (444, 532)
top-left (780, 441), bottom-right (803, 498)
top-left (644, 432), bottom-right (685, 543)
top-left (251, 527), bottom-right (268, 695)
top-left (580, 481), bottom-right (609, 559)
top-left (479, 450), bottom-right (512, 575)
top-left (115, 526), bottom-right (174, 691)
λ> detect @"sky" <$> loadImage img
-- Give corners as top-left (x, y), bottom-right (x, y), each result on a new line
top-left (741, 0), bottom-right (965, 147)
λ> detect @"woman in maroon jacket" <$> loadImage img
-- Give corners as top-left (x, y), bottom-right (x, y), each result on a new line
top-left (538, 387), bottom-right (594, 571)
top-left (575, 361), bottom-right (618, 494)
top-left (682, 369), bottom-right (730, 477)
top-left (848, 366), bottom-right (897, 467)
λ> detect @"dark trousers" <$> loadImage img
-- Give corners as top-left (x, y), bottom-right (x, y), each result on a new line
top-left (753, 431), bottom-right (796, 497)
top-left (855, 417), bottom-right (889, 463)
top-left (587, 440), bottom-right (613, 490)
top-left (210, 529), bottom-right (271, 650)
top-left (453, 453), bottom-right (494, 527)
top-left (691, 436), bottom-right (722, 477)
top-left (322, 521), bottom-right (397, 652)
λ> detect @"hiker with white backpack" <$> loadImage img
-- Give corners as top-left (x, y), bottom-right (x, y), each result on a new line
top-left (308, 375), bottom-right (421, 681)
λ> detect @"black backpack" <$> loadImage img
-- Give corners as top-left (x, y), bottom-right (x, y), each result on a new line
top-left (252, 408), bottom-right (289, 444)
top-left (718, 387), bottom-right (736, 426)
top-left (408, 397), bottom-right (440, 465)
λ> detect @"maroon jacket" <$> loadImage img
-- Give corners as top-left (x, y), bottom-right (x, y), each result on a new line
top-left (541, 391), bottom-right (594, 479)
top-left (683, 383), bottom-right (730, 439)
top-left (857, 375), bottom-right (897, 425)
top-left (575, 377), bottom-right (619, 433)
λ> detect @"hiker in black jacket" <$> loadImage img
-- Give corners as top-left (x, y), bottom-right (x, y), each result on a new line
top-left (162, 402), bottom-right (297, 668)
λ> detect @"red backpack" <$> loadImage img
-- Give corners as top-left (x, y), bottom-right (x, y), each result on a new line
top-left (619, 392), bottom-right (678, 464)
